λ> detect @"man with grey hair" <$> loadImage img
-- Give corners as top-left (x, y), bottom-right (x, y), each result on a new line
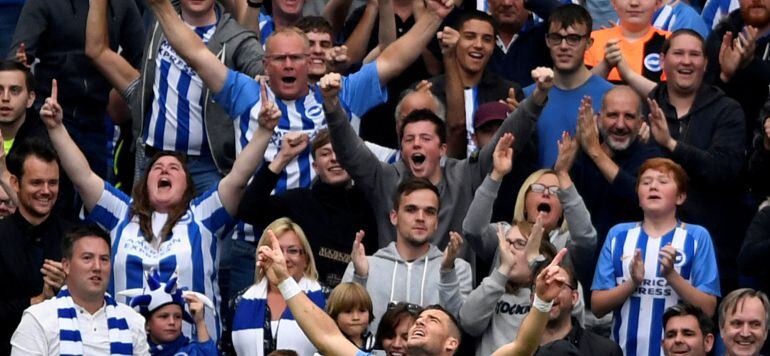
top-left (719, 288), bottom-right (770, 356)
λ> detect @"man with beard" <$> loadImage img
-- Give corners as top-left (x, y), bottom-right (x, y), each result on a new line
top-left (524, 4), bottom-right (613, 168)
top-left (705, 0), bottom-right (770, 144)
top-left (661, 304), bottom-right (716, 356)
top-left (533, 257), bottom-right (622, 355)
top-left (719, 289), bottom-right (770, 356)
top-left (561, 87), bottom-right (660, 320)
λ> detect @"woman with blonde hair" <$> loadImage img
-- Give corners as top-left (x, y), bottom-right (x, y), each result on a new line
top-left (229, 217), bottom-right (325, 355)
top-left (459, 133), bottom-right (596, 355)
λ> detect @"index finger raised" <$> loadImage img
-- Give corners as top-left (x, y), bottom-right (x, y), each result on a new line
top-left (549, 248), bottom-right (568, 267)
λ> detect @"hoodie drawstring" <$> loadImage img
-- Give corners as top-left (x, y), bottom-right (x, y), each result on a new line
top-left (419, 254), bottom-right (428, 306)
top-left (389, 261), bottom-right (398, 303)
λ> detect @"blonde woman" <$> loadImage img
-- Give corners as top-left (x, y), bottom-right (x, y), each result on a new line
top-left (459, 133), bottom-right (596, 355)
top-left (229, 217), bottom-right (324, 355)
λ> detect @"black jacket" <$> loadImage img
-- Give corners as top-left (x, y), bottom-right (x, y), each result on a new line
top-left (237, 164), bottom-right (379, 291)
top-left (705, 10), bottom-right (770, 145)
top-left (739, 204), bottom-right (770, 293)
top-left (535, 318), bottom-right (623, 356)
top-left (649, 83), bottom-right (749, 288)
top-left (0, 212), bottom-right (71, 355)
top-left (7, 0), bottom-right (144, 120)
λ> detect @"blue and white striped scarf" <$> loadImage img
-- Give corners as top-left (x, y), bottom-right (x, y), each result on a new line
top-left (55, 287), bottom-right (134, 356)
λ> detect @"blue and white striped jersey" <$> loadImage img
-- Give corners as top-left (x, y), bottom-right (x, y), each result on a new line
top-left (214, 61), bottom-right (387, 193)
top-left (231, 277), bottom-right (326, 355)
top-left (702, 0), bottom-right (739, 29)
top-left (652, 1), bottom-right (710, 38)
top-left (216, 62), bottom-right (386, 242)
top-left (464, 86), bottom-right (480, 155)
top-left (86, 182), bottom-right (235, 341)
top-left (592, 222), bottom-right (721, 356)
top-left (143, 24), bottom-right (216, 155)
top-left (258, 12), bottom-right (275, 45)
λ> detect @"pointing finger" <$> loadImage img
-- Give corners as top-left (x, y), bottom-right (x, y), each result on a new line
top-left (549, 248), bottom-right (568, 267)
top-left (51, 79), bottom-right (58, 103)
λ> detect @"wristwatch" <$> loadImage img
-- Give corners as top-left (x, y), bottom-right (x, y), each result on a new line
top-left (247, 0), bottom-right (263, 8)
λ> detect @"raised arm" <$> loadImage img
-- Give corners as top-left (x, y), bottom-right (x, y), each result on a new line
top-left (462, 134), bottom-right (513, 262)
top-left (85, 0), bottom-right (140, 93)
top-left (324, 0), bottom-right (355, 36)
top-left (39, 80), bottom-right (104, 211)
top-left (258, 230), bottom-right (362, 356)
top-left (374, 0), bottom-right (453, 85)
top-left (218, 81), bottom-right (279, 216)
top-left (492, 248), bottom-right (569, 356)
top-left (476, 68), bottom-right (552, 175)
top-left (236, 133), bottom-right (308, 226)
top-left (438, 26), bottom-right (468, 158)
top-left (343, 2), bottom-right (379, 65)
top-left (320, 72), bottom-right (394, 193)
top-left (146, 0), bottom-right (229, 92)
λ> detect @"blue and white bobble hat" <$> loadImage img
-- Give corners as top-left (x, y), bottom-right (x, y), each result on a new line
top-left (118, 270), bottom-right (214, 323)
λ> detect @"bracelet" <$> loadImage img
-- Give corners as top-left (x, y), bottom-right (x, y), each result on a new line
top-left (247, 0), bottom-right (263, 7)
top-left (532, 294), bottom-right (554, 313)
top-left (277, 278), bottom-right (301, 300)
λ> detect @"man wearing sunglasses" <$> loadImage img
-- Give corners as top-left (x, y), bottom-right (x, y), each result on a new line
top-left (524, 4), bottom-right (613, 168)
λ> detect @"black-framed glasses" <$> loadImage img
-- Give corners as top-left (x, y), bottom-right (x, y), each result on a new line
top-left (529, 183), bottom-right (560, 195)
top-left (387, 301), bottom-right (421, 315)
top-left (0, 199), bottom-right (14, 207)
top-left (545, 33), bottom-right (589, 46)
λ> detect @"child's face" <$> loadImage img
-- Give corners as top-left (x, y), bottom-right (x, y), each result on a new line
top-left (637, 168), bottom-right (685, 215)
top-left (611, 0), bottom-right (661, 33)
top-left (146, 304), bottom-right (183, 344)
top-left (336, 307), bottom-right (371, 340)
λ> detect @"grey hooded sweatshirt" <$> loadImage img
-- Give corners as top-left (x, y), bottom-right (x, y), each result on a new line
top-left (342, 242), bottom-right (472, 334)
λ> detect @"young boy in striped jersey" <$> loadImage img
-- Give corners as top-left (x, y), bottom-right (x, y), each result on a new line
top-left (591, 157), bottom-right (720, 356)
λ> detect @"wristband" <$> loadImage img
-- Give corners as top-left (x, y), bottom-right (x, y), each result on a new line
top-left (277, 278), bottom-right (302, 300)
top-left (532, 294), bottom-right (553, 313)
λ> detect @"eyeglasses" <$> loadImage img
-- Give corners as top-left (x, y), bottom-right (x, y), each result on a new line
top-left (509, 238), bottom-right (527, 251)
top-left (282, 247), bottom-right (305, 257)
top-left (387, 301), bottom-right (422, 315)
top-left (267, 53), bottom-right (309, 64)
top-left (545, 33), bottom-right (589, 46)
top-left (529, 183), bottom-right (560, 195)
top-left (0, 199), bottom-right (14, 208)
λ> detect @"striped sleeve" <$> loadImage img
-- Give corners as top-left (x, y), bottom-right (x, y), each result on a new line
top-left (212, 69), bottom-right (262, 119)
top-left (192, 188), bottom-right (236, 235)
top-left (86, 182), bottom-right (132, 234)
top-left (592, 226), bottom-right (620, 290)
top-left (689, 226), bottom-right (721, 296)
top-left (339, 61), bottom-right (388, 117)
